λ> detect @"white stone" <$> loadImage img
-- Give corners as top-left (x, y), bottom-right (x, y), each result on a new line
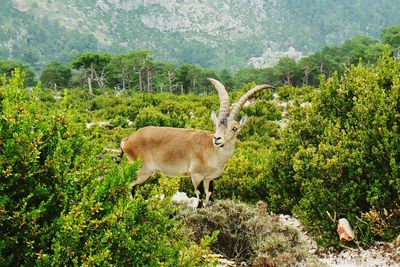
top-left (249, 46), bottom-right (303, 69)
top-left (171, 192), bottom-right (198, 209)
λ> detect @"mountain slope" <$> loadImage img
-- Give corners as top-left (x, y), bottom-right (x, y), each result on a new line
top-left (1, 0), bottom-right (400, 72)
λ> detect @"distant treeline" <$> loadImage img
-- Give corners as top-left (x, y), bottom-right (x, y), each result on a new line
top-left (1, 25), bottom-right (399, 93)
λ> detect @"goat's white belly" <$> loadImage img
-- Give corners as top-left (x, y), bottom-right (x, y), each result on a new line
top-left (206, 168), bottom-right (225, 179)
top-left (158, 163), bottom-right (190, 177)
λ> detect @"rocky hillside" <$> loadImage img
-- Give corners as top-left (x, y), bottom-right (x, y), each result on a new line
top-left (1, 0), bottom-right (400, 71)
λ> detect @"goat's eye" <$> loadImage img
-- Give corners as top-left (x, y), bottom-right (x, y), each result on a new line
top-left (232, 127), bottom-right (238, 132)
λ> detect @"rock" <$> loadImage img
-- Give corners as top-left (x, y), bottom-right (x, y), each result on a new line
top-left (337, 218), bottom-right (355, 242)
top-left (248, 46), bottom-right (303, 68)
top-left (85, 121), bottom-right (113, 129)
top-left (171, 192), bottom-right (198, 209)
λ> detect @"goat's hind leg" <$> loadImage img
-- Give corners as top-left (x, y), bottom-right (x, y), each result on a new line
top-left (129, 167), bottom-right (153, 199)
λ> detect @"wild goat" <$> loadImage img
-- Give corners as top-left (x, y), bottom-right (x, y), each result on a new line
top-left (121, 79), bottom-right (273, 207)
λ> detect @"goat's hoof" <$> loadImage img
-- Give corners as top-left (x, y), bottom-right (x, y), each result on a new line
top-left (202, 201), bottom-right (213, 208)
top-left (196, 200), bottom-right (204, 209)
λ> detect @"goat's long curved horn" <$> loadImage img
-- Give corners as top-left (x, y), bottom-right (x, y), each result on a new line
top-left (208, 78), bottom-right (230, 121)
top-left (228, 84), bottom-right (274, 121)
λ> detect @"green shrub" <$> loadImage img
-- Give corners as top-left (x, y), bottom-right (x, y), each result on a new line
top-left (109, 114), bottom-right (129, 128)
top-left (133, 106), bottom-right (172, 128)
top-left (185, 106), bottom-right (214, 131)
top-left (214, 142), bottom-right (272, 203)
top-left (0, 70), bottom-right (207, 266)
top-left (239, 117), bottom-right (280, 144)
top-left (46, 164), bottom-right (207, 266)
top-left (277, 85), bottom-right (315, 102)
top-left (0, 69), bottom-right (96, 265)
top-left (270, 50), bottom-right (400, 246)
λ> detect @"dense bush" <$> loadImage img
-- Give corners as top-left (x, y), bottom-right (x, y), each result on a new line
top-left (214, 142), bottom-right (272, 203)
top-left (45, 166), bottom-right (209, 266)
top-left (269, 50), bottom-right (400, 246)
top-left (276, 85), bottom-right (316, 102)
top-left (0, 70), bottom-right (208, 266)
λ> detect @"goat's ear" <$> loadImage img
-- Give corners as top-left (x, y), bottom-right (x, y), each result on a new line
top-left (211, 111), bottom-right (218, 126)
top-left (238, 115), bottom-right (248, 132)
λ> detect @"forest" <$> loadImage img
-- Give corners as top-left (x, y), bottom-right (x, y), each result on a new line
top-left (0, 26), bottom-right (399, 265)
top-left (1, 25), bottom-right (400, 94)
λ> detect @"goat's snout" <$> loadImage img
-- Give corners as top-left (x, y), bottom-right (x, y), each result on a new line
top-left (213, 136), bottom-right (224, 147)
top-left (213, 136), bottom-right (222, 141)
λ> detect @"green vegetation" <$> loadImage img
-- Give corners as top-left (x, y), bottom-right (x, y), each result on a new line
top-left (0, 70), bottom-right (210, 266)
top-left (276, 51), bottom-right (400, 247)
top-left (40, 61), bottom-right (72, 89)
top-left (381, 25), bottom-right (400, 59)
top-left (1, 0), bottom-right (400, 71)
top-left (0, 60), bottom-right (35, 86)
top-left (2, 26), bottom-right (399, 94)
top-left (0, 25), bottom-right (399, 265)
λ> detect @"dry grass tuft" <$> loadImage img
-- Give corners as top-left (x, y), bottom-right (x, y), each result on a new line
top-left (177, 200), bottom-right (324, 266)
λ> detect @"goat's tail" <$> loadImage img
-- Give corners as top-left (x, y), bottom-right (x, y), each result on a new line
top-left (117, 148), bottom-right (124, 164)
top-left (117, 139), bottom-right (127, 164)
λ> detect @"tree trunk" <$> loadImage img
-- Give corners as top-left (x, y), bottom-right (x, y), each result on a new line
top-left (168, 70), bottom-right (173, 93)
top-left (146, 65), bottom-right (152, 93)
top-left (284, 73), bottom-right (291, 85)
top-left (94, 66), bottom-right (107, 88)
top-left (88, 64), bottom-right (94, 95)
top-left (303, 66), bottom-right (311, 86)
top-left (192, 78), bottom-right (196, 93)
top-left (122, 76), bottom-right (126, 91)
top-left (138, 70), bottom-right (143, 91)
top-left (88, 77), bottom-right (93, 95)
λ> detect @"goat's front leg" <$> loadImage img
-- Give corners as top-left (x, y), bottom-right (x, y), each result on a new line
top-left (203, 179), bottom-right (213, 207)
top-left (191, 174), bottom-right (203, 208)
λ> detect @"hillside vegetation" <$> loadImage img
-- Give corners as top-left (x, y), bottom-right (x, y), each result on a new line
top-left (2, 25), bottom-right (400, 93)
top-left (1, 46), bottom-right (399, 265)
top-left (1, 0), bottom-right (400, 71)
